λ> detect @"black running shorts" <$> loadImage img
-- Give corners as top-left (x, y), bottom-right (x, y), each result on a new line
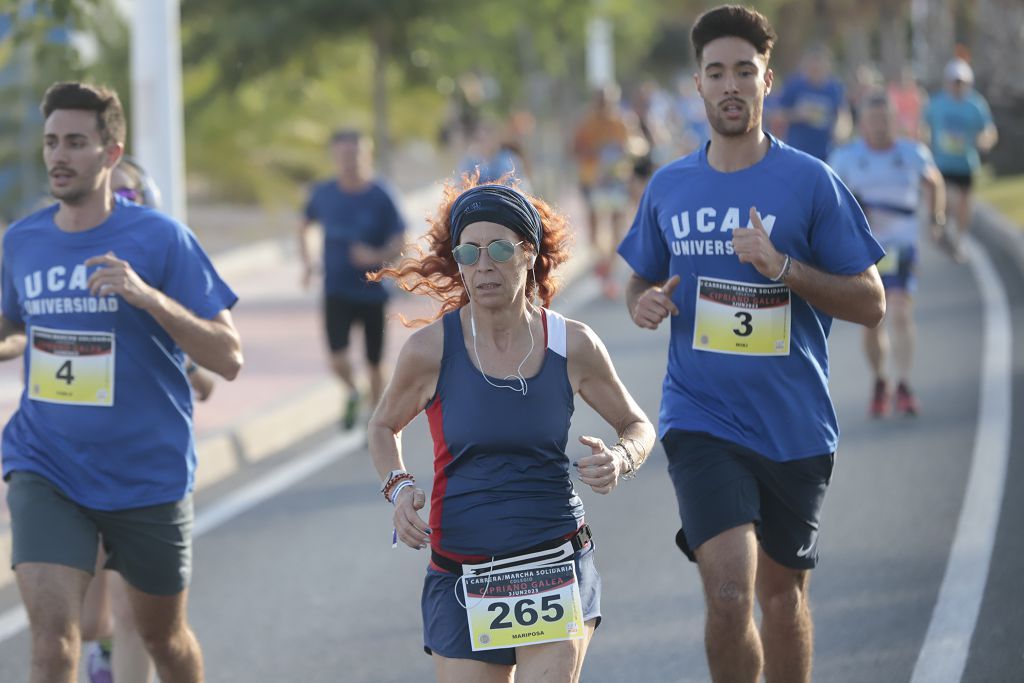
top-left (324, 296), bottom-right (386, 364)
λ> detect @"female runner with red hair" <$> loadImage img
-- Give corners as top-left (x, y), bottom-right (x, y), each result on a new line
top-left (368, 178), bottom-right (655, 682)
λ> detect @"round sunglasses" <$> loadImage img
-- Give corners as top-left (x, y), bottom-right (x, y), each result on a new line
top-left (452, 239), bottom-right (525, 266)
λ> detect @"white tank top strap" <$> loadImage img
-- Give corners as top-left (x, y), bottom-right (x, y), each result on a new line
top-left (543, 308), bottom-right (567, 358)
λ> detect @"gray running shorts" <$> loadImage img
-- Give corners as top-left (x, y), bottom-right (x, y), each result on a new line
top-left (662, 430), bottom-right (834, 570)
top-left (6, 470), bottom-right (193, 596)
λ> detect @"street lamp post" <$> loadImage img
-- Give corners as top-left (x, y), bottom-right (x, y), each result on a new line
top-left (130, 0), bottom-right (186, 221)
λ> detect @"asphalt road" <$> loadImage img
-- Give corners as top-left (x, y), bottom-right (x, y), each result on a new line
top-left (0, 229), bottom-right (1020, 682)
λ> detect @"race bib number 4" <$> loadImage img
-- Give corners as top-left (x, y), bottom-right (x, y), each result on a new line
top-left (465, 560), bottom-right (584, 651)
top-left (693, 277), bottom-right (791, 356)
top-left (28, 326), bottom-right (115, 407)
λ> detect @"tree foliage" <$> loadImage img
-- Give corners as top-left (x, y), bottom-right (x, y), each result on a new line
top-left (6, 0), bottom-right (1023, 203)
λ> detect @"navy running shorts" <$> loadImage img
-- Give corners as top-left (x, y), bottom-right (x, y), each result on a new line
top-left (662, 430), bottom-right (834, 570)
top-left (421, 542), bottom-right (602, 665)
top-left (940, 171), bottom-right (973, 190)
top-left (878, 244), bottom-right (918, 293)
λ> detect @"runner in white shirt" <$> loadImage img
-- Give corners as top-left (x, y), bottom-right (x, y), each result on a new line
top-left (829, 91), bottom-right (946, 417)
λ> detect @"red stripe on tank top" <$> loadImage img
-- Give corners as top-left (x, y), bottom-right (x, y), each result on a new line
top-left (425, 397), bottom-right (452, 556)
top-left (425, 395), bottom-right (498, 567)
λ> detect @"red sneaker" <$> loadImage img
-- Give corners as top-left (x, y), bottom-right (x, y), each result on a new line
top-left (870, 379), bottom-right (891, 418)
top-left (895, 382), bottom-right (920, 417)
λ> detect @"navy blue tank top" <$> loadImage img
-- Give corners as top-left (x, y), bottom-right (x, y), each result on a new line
top-left (426, 307), bottom-right (584, 560)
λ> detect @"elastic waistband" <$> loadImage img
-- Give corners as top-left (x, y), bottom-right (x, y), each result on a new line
top-left (431, 524), bottom-right (593, 575)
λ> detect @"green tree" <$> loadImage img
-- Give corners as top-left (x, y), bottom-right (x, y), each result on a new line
top-left (181, 0), bottom-right (478, 176)
top-left (0, 0), bottom-right (117, 220)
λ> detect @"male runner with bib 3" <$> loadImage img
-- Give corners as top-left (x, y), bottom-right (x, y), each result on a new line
top-left (618, 7), bottom-right (885, 682)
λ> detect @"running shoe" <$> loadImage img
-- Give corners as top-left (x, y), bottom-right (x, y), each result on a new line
top-left (342, 392), bottom-right (360, 431)
top-left (870, 379), bottom-right (891, 418)
top-left (86, 641), bottom-right (113, 683)
top-left (895, 382), bottom-right (920, 417)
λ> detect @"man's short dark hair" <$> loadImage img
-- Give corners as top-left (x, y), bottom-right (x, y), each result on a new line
top-left (330, 128), bottom-right (364, 144)
top-left (690, 5), bottom-right (777, 65)
top-left (40, 81), bottom-right (126, 146)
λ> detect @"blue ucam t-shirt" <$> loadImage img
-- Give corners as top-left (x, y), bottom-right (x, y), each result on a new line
top-left (780, 75), bottom-right (845, 161)
top-left (618, 135), bottom-right (884, 462)
top-left (1, 198), bottom-right (238, 510)
top-left (303, 179), bottom-right (405, 302)
top-left (924, 90), bottom-right (994, 176)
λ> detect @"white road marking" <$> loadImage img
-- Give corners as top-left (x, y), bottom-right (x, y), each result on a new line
top-left (910, 237), bottom-right (1013, 682)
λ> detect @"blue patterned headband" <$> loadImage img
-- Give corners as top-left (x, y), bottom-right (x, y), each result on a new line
top-left (449, 184), bottom-right (543, 251)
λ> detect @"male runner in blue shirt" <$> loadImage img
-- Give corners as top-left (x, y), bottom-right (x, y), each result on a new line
top-left (299, 130), bottom-right (405, 430)
top-left (0, 81), bottom-right (241, 683)
top-left (618, 7), bottom-right (885, 682)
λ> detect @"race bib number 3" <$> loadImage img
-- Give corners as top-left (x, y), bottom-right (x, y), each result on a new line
top-left (28, 326), bottom-right (115, 407)
top-left (693, 277), bottom-right (791, 356)
top-left (465, 561), bottom-right (584, 651)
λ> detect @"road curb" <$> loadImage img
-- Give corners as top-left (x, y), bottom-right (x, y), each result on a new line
top-left (974, 201), bottom-right (1024, 278)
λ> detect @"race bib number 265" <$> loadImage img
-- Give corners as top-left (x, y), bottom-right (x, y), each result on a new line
top-left (465, 561), bottom-right (584, 651)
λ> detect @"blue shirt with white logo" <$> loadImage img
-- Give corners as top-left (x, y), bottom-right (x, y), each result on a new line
top-left (618, 135), bottom-right (883, 461)
top-left (1, 198), bottom-right (238, 509)
top-left (303, 179), bottom-right (405, 302)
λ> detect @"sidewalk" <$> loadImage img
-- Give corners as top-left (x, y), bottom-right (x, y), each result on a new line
top-left (0, 183), bottom-right (591, 590)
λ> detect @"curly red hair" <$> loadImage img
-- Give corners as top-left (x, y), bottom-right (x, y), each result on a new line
top-left (369, 175), bottom-right (574, 327)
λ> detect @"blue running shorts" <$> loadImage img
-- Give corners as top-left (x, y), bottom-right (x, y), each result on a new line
top-left (421, 542), bottom-right (601, 664)
top-left (878, 243), bottom-right (918, 293)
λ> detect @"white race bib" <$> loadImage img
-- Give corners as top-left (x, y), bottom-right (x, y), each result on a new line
top-left (28, 326), bottom-right (115, 407)
top-left (693, 277), bottom-right (791, 356)
top-left (464, 560), bottom-right (584, 651)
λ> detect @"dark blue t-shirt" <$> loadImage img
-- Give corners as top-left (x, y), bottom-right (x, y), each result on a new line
top-left (1, 198), bottom-right (238, 509)
top-left (780, 75), bottom-right (845, 161)
top-left (618, 135), bottom-right (883, 462)
top-left (303, 179), bottom-right (405, 302)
